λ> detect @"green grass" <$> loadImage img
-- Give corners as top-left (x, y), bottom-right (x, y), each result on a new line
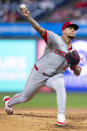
top-left (0, 93), bottom-right (87, 108)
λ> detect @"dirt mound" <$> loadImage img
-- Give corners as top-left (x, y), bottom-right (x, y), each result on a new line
top-left (0, 108), bottom-right (87, 131)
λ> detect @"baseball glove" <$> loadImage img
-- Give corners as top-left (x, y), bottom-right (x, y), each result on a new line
top-left (65, 50), bottom-right (80, 70)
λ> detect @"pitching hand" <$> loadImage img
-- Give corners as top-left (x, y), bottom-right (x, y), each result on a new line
top-left (20, 8), bottom-right (30, 18)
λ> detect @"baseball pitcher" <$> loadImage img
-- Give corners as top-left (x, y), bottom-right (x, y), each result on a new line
top-left (3, 6), bottom-right (82, 126)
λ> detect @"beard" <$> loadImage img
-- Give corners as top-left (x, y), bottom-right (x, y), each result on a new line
top-left (68, 35), bottom-right (75, 40)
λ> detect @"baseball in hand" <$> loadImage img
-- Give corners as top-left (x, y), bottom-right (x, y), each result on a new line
top-left (20, 4), bottom-right (27, 10)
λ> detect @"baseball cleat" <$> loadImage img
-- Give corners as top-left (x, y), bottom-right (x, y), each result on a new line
top-left (57, 113), bottom-right (65, 126)
top-left (3, 96), bottom-right (13, 115)
top-left (57, 121), bottom-right (66, 126)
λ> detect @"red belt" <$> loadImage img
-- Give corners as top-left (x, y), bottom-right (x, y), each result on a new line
top-left (34, 64), bottom-right (51, 77)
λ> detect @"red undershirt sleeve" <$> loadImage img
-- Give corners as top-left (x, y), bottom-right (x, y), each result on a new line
top-left (68, 46), bottom-right (72, 51)
top-left (40, 29), bottom-right (48, 43)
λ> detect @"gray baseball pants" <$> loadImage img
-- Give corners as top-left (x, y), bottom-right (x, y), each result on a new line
top-left (8, 67), bottom-right (66, 115)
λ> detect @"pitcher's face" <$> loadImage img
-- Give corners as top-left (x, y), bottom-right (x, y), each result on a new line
top-left (62, 27), bottom-right (76, 39)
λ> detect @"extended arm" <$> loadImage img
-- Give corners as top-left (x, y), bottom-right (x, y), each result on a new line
top-left (20, 7), bottom-right (45, 34)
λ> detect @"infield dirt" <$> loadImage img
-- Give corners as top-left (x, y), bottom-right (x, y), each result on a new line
top-left (0, 108), bottom-right (87, 131)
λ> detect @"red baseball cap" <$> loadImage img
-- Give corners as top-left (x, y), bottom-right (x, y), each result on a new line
top-left (62, 22), bottom-right (79, 31)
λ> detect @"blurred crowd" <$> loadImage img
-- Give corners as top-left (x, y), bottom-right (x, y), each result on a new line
top-left (50, 0), bottom-right (87, 24)
top-left (0, 0), bottom-right (87, 23)
top-left (0, 0), bottom-right (56, 22)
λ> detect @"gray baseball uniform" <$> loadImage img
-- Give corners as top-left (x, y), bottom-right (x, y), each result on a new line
top-left (7, 30), bottom-right (74, 115)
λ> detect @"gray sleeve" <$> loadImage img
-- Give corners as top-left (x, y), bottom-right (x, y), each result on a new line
top-left (40, 29), bottom-right (60, 49)
top-left (47, 31), bottom-right (59, 49)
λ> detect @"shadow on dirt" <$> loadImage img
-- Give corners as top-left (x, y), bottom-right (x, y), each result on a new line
top-left (55, 124), bottom-right (81, 130)
top-left (14, 113), bottom-right (55, 118)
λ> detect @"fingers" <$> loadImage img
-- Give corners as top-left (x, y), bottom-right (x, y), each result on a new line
top-left (20, 8), bottom-right (30, 17)
top-left (20, 8), bottom-right (27, 13)
top-left (19, 5), bottom-right (30, 18)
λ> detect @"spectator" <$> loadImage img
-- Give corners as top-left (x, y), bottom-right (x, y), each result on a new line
top-left (0, 0), bottom-right (87, 23)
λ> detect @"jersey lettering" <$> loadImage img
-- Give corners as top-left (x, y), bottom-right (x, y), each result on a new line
top-left (54, 49), bottom-right (66, 57)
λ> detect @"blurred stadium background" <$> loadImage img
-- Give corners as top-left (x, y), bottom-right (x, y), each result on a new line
top-left (0, 0), bottom-right (87, 108)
